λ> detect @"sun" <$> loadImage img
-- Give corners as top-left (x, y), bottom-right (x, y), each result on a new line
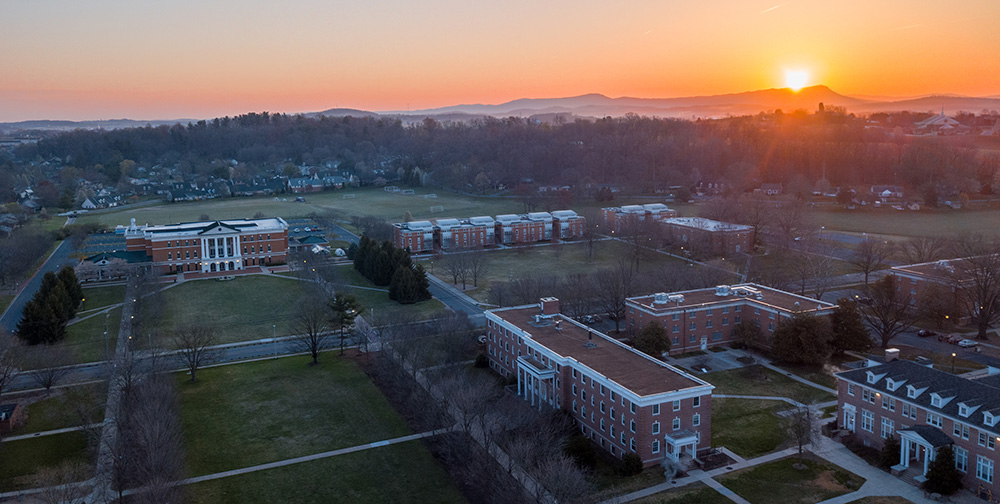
top-left (785, 70), bottom-right (809, 91)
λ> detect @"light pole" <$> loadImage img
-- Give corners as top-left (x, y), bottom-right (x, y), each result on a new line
top-left (273, 324), bottom-right (277, 359)
top-left (952, 352), bottom-right (957, 373)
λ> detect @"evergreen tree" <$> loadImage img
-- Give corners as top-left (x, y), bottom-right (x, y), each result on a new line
top-left (633, 321), bottom-right (670, 357)
top-left (924, 445), bottom-right (962, 495)
top-left (878, 435), bottom-right (900, 469)
top-left (830, 298), bottom-right (872, 354)
top-left (771, 314), bottom-right (832, 365)
top-left (372, 250), bottom-right (393, 286)
top-left (58, 266), bottom-right (84, 312)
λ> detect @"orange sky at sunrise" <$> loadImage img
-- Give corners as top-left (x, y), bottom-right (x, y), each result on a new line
top-left (1, 0), bottom-right (998, 121)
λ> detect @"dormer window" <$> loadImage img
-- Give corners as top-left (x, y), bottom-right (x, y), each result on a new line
top-left (959, 402), bottom-right (980, 418)
top-left (907, 385), bottom-right (927, 399)
top-left (885, 378), bottom-right (906, 392)
top-left (866, 371), bottom-right (886, 384)
top-left (930, 392), bottom-right (955, 409)
top-left (985, 412), bottom-right (1000, 427)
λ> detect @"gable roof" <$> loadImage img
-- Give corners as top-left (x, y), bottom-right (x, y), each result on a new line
top-left (900, 425), bottom-right (954, 447)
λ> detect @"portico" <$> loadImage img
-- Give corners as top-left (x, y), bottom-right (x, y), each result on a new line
top-left (516, 355), bottom-right (556, 410)
top-left (198, 223), bottom-right (243, 273)
top-left (664, 430), bottom-right (699, 464)
top-left (892, 426), bottom-right (953, 483)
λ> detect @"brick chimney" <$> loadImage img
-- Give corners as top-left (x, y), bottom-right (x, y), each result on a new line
top-left (540, 297), bottom-right (560, 316)
top-left (885, 348), bottom-right (899, 363)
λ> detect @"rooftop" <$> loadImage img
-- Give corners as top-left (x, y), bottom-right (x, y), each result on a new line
top-left (662, 217), bottom-right (752, 232)
top-left (628, 283), bottom-right (836, 314)
top-left (491, 305), bottom-right (709, 397)
top-left (891, 258), bottom-right (976, 284)
top-left (125, 218), bottom-right (287, 238)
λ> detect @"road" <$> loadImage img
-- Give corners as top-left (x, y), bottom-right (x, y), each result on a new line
top-left (426, 274), bottom-right (486, 325)
top-left (0, 240), bottom-right (78, 333)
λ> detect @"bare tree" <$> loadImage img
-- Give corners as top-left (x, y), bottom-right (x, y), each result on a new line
top-left (0, 332), bottom-right (21, 400)
top-left (28, 346), bottom-right (71, 395)
top-left (596, 258), bottom-right (635, 333)
top-left (860, 275), bottom-right (915, 348)
top-left (784, 406), bottom-right (816, 467)
top-left (851, 237), bottom-right (894, 287)
top-left (580, 207), bottom-right (603, 260)
top-left (467, 251), bottom-right (491, 288)
top-left (557, 274), bottom-right (596, 320)
top-left (442, 253), bottom-right (469, 288)
top-left (31, 461), bottom-right (90, 504)
top-left (737, 194), bottom-right (772, 250)
top-left (293, 297), bottom-right (331, 365)
top-left (618, 215), bottom-right (656, 269)
top-left (900, 236), bottom-right (948, 265)
top-left (174, 325), bottom-right (218, 382)
top-left (952, 236), bottom-right (1000, 340)
top-left (535, 454), bottom-right (590, 504)
top-left (771, 200), bottom-right (811, 249)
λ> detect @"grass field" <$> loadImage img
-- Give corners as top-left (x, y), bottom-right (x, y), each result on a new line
top-left (711, 399), bottom-right (788, 458)
top-left (0, 431), bottom-right (91, 491)
top-left (80, 284), bottom-right (126, 312)
top-left (19, 382), bottom-right (106, 435)
top-left (77, 187), bottom-right (526, 229)
top-left (808, 207), bottom-right (1000, 238)
top-left (184, 442), bottom-right (467, 504)
top-left (59, 306), bottom-right (121, 364)
top-left (179, 353), bottom-right (422, 475)
top-left (424, 239), bottom-right (696, 302)
top-left (631, 484), bottom-right (732, 504)
top-left (717, 455), bottom-right (865, 504)
top-left (323, 264), bottom-right (448, 320)
top-left (704, 366), bottom-right (835, 404)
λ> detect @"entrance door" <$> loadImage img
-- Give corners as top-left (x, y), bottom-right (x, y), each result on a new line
top-left (844, 411), bottom-right (855, 432)
top-left (700, 337), bottom-right (708, 351)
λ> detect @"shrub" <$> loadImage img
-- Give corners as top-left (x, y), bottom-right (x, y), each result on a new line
top-left (474, 353), bottom-right (489, 368)
top-left (564, 434), bottom-right (598, 468)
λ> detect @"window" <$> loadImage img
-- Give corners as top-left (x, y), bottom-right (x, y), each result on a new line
top-left (673, 325), bottom-right (680, 333)
top-left (705, 320), bottom-right (713, 328)
top-left (652, 422), bottom-right (660, 435)
top-left (861, 410), bottom-right (875, 433)
top-left (600, 402), bottom-right (606, 413)
top-left (862, 389), bottom-right (876, 404)
top-left (673, 400), bottom-right (681, 411)
top-left (723, 317), bottom-right (729, 326)
top-left (690, 312), bottom-right (696, 319)
top-left (610, 391), bottom-right (616, 402)
top-left (979, 432), bottom-right (996, 449)
top-left (881, 417), bottom-right (894, 438)
top-left (955, 446), bottom-right (968, 473)
top-left (706, 309), bottom-right (713, 316)
top-left (581, 406), bottom-right (586, 417)
top-left (689, 322), bottom-right (696, 331)
top-left (652, 404), bottom-right (660, 415)
top-left (621, 432), bottom-right (626, 445)
top-left (902, 403), bottom-right (917, 420)
top-left (847, 383), bottom-right (855, 396)
top-left (600, 419), bottom-right (605, 431)
top-left (672, 313), bottom-right (679, 321)
top-left (573, 385), bottom-right (577, 396)
top-left (630, 420), bottom-right (636, 433)
top-left (882, 396), bottom-right (895, 412)
top-left (735, 305), bottom-right (742, 312)
top-left (768, 312), bottom-right (775, 319)
top-left (652, 440), bottom-right (660, 454)
top-left (610, 425), bottom-right (615, 437)
top-left (693, 396), bottom-right (701, 408)
top-left (630, 403), bottom-right (636, 414)
top-left (611, 407), bottom-right (616, 420)
top-left (978, 455), bottom-right (994, 483)
top-left (672, 417), bottom-right (681, 430)
top-left (600, 385), bottom-right (605, 396)
top-left (926, 412), bottom-right (943, 428)
top-left (582, 390), bottom-right (586, 401)
top-left (753, 307), bottom-right (760, 315)
top-left (722, 307), bottom-right (729, 314)
top-left (734, 315), bottom-right (741, 324)
top-left (693, 413), bottom-right (701, 426)
top-left (572, 400), bottom-right (577, 412)
top-left (572, 369), bottom-right (577, 378)
top-left (630, 438), bottom-right (636, 452)
top-left (953, 421), bottom-right (970, 440)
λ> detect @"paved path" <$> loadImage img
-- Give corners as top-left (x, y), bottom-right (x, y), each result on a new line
top-left (714, 394), bottom-right (806, 408)
top-left (0, 240), bottom-right (76, 333)
top-left (2, 423), bottom-right (102, 442)
top-left (758, 360), bottom-right (839, 395)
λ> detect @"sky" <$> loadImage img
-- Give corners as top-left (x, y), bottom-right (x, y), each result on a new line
top-left (2, 0), bottom-right (999, 121)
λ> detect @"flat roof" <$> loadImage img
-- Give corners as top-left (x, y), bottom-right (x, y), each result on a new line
top-left (127, 218), bottom-right (287, 238)
top-left (891, 258), bottom-right (974, 284)
top-left (492, 306), bottom-right (706, 397)
top-left (628, 283), bottom-right (836, 314)
top-left (663, 217), bottom-right (752, 232)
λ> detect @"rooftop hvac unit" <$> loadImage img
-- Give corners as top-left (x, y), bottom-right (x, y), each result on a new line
top-left (653, 292), bottom-right (669, 304)
top-left (714, 285), bottom-right (731, 296)
top-left (668, 294), bottom-right (685, 304)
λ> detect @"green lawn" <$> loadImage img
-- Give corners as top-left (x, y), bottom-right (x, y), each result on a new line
top-left (323, 265), bottom-right (448, 321)
top-left (632, 484), bottom-right (732, 504)
top-left (717, 456), bottom-right (865, 504)
top-left (807, 207), bottom-right (1000, 238)
top-left (179, 353), bottom-right (422, 476)
top-left (590, 464), bottom-right (667, 502)
top-left (185, 442), bottom-right (467, 504)
top-left (0, 294), bottom-right (13, 317)
top-left (704, 366), bottom-right (835, 404)
top-left (0, 431), bottom-right (91, 491)
top-left (80, 284), bottom-right (126, 312)
top-left (712, 399), bottom-right (787, 458)
top-left (424, 239), bottom-right (695, 302)
top-left (42, 306), bottom-right (122, 366)
top-left (774, 363), bottom-right (838, 390)
top-left (19, 382), bottom-right (107, 435)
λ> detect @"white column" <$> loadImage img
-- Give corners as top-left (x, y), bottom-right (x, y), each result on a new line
top-left (923, 446), bottom-right (930, 475)
top-left (234, 235), bottom-right (241, 268)
top-left (201, 239), bottom-right (208, 272)
top-left (900, 438), bottom-right (908, 467)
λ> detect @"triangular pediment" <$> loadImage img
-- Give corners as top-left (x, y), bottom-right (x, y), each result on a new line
top-left (198, 221), bottom-right (241, 235)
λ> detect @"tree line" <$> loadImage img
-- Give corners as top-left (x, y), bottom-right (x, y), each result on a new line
top-left (6, 110), bottom-right (998, 205)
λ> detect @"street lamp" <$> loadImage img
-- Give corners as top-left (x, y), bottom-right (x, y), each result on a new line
top-left (952, 352), bottom-right (957, 373)
top-left (273, 324), bottom-right (277, 359)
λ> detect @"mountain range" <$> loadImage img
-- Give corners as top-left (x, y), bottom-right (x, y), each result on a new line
top-left (4, 86), bottom-right (1000, 132)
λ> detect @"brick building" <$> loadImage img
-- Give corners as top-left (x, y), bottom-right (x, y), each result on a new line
top-left (601, 204), bottom-right (677, 232)
top-left (837, 352), bottom-right (1000, 492)
top-left (496, 214), bottom-right (547, 245)
top-left (436, 218), bottom-right (493, 250)
top-left (393, 220), bottom-right (436, 253)
top-left (890, 259), bottom-right (971, 322)
top-left (626, 284), bottom-right (837, 354)
top-left (124, 217), bottom-right (289, 275)
top-left (660, 217), bottom-right (754, 256)
top-left (551, 210), bottom-right (586, 239)
top-left (486, 298), bottom-right (714, 467)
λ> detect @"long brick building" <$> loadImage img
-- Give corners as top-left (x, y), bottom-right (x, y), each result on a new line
top-left (837, 352), bottom-right (1000, 493)
top-left (486, 298), bottom-right (714, 467)
top-left (626, 284), bottom-right (837, 354)
top-left (124, 217), bottom-right (289, 275)
top-left (393, 210), bottom-right (585, 253)
top-left (660, 217), bottom-right (754, 256)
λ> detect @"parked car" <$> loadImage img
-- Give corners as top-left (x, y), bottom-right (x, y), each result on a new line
top-left (946, 335), bottom-right (964, 345)
top-left (958, 339), bottom-right (979, 348)
top-left (918, 329), bottom-right (936, 338)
